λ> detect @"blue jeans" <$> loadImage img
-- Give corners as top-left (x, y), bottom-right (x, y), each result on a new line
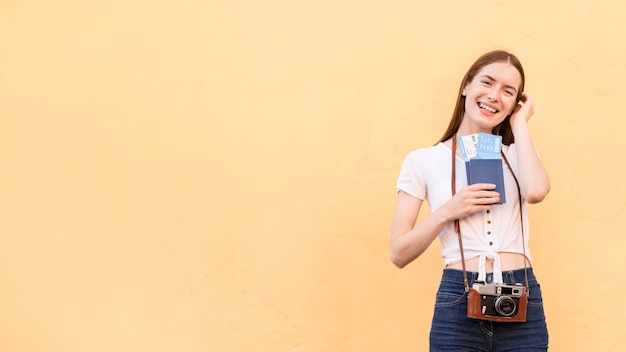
top-left (430, 268), bottom-right (549, 351)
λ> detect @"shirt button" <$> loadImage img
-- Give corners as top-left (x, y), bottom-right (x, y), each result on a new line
top-left (486, 210), bottom-right (490, 214)
top-left (489, 241), bottom-right (494, 246)
top-left (487, 231), bottom-right (491, 235)
top-left (487, 220), bottom-right (491, 224)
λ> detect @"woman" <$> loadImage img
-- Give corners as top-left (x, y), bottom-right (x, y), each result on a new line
top-left (390, 50), bottom-right (550, 351)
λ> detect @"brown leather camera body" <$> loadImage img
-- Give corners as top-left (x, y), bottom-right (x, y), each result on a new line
top-left (467, 288), bottom-right (528, 323)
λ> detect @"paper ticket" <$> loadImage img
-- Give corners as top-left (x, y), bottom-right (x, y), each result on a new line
top-left (476, 133), bottom-right (502, 159)
top-left (457, 134), bottom-right (478, 161)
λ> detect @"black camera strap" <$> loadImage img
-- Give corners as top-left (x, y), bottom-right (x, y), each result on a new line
top-left (451, 136), bottom-right (529, 292)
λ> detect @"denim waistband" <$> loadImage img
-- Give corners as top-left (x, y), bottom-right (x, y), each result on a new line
top-left (441, 267), bottom-right (536, 286)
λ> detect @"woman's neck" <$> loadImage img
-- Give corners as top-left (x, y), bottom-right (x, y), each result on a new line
top-left (456, 117), bottom-right (493, 137)
top-left (455, 127), bottom-right (493, 137)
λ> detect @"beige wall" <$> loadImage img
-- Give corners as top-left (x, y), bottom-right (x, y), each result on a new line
top-left (1, 1), bottom-right (625, 351)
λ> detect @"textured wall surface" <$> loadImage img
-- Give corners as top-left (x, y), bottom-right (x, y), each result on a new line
top-left (1, 1), bottom-right (625, 351)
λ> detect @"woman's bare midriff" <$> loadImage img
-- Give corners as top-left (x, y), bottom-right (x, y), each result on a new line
top-left (445, 252), bottom-right (529, 272)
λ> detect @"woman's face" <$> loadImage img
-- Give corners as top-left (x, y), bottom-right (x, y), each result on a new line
top-left (461, 62), bottom-right (522, 133)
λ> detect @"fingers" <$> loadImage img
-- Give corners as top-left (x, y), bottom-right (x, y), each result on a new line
top-left (466, 183), bottom-right (497, 191)
top-left (466, 191), bottom-right (500, 205)
top-left (473, 194), bottom-right (500, 205)
top-left (510, 94), bottom-right (534, 125)
top-left (460, 185), bottom-right (500, 205)
top-left (519, 92), bottom-right (529, 104)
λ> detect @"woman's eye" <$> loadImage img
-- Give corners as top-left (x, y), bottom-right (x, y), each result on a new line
top-left (481, 81), bottom-right (491, 86)
top-left (504, 90), bottom-right (514, 96)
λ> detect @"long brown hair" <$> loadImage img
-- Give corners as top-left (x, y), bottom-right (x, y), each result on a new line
top-left (437, 50), bottom-right (525, 145)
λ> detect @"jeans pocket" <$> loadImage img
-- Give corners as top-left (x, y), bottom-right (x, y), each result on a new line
top-left (434, 291), bottom-right (466, 307)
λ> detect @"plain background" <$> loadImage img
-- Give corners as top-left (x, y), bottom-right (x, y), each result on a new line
top-left (1, 0), bottom-right (625, 351)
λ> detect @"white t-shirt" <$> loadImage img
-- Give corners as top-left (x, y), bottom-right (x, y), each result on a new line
top-left (396, 142), bottom-right (531, 283)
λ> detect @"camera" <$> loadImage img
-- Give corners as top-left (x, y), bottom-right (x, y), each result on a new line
top-left (471, 282), bottom-right (526, 317)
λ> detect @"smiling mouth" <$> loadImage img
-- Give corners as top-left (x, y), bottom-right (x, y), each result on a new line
top-left (478, 102), bottom-right (499, 114)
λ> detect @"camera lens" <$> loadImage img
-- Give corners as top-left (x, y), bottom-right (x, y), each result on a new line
top-left (494, 296), bottom-right (516, 316)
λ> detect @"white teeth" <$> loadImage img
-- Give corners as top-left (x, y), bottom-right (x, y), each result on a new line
top-left (479, 103), bottom-right (496, 113)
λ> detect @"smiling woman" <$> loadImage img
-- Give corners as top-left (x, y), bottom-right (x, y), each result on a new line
top-left (461, 62), bottom-right (522, 133)
top-left (389, 50), bottom-right (551, 351)
top-left (438, 51), bottom-right (526, 147)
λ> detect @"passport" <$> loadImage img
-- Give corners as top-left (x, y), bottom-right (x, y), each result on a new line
top-left (465, 158), bottom-right (506, 204)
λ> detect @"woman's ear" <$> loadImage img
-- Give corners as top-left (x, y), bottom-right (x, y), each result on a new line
top-left (461, 82), bottom-right (470, 96)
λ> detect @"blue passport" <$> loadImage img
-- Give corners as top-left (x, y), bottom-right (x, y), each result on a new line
top-left (465, 159), bottom-right (506, 204)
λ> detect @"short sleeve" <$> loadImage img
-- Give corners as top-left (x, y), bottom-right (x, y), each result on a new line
top-left (502, 143), bottom-right (518, 174)
top-left (396, 151), bottom-right (426, 200)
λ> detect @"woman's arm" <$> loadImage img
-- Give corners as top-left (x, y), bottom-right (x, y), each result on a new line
top-left (509, 94), bottom-right (551, 203)
top-left (390, 184), bottom-right (501, 268)
top-left (389, 192), bottom-right (442, 268)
